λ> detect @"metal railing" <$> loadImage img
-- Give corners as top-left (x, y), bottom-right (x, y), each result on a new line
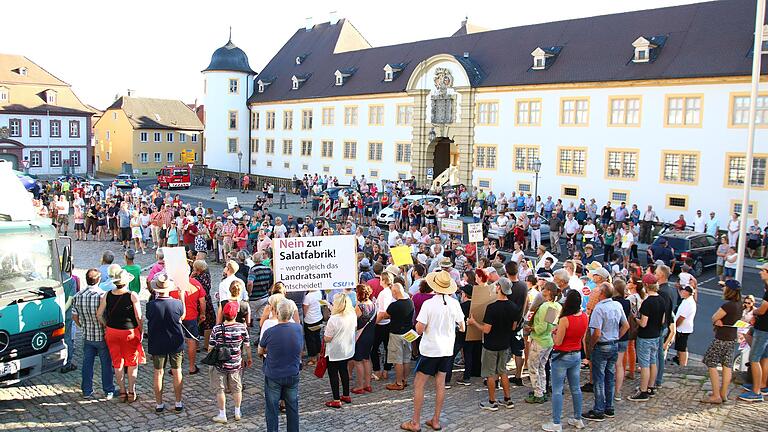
top-left (190, 165), bottom-right (294, 191)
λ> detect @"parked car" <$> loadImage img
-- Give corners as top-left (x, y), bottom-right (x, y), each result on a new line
top-left (487, 212), bottom-right (551, 244)
top-left (649, 230), bottom-right (718, 276)
top-left (56, 175), bottom-right (104, 189)
top-left (114, 173), bottom-right (138, 188)
top-left (376, 194), bottom-right (442, 226)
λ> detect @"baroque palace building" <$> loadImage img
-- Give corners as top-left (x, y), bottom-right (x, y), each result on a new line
top-left (203, 0), bottom-right (768, 220)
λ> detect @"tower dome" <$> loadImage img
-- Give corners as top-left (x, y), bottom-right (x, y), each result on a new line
top-left (203, 38), bottom-right (256, 74)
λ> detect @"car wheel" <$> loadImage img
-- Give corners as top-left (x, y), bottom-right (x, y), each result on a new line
top-left (693, 260), bottom-right (704, 277)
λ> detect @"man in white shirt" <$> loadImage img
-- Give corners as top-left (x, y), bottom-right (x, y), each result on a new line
top-left (131, 184), bottom-right (142, 200)
top-left (387, 222), bottom-right (400, 247)
top-left (582, 218), bottom-right (597, 247)
top-left (692, 210), bottom-right (706, 233)
top-left (401, 271), bottom-right (464, 432)
top-left (706, 212), bottom-right (720, 237)
top-left (674, 285), bottom-right (697, 367)
top-left (217, 260), bottom-right (247, 305)
top-left (563, 214), bottom-right (580, 242)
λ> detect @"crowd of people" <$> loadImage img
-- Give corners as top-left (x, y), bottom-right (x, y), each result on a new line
top-left (38, 174), bottom-right (768, 431)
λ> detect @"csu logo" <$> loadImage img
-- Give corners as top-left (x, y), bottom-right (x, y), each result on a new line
top-left (31, 332), bottom-right (47, 351)
top-left (332, 281), bottom-right (355, 288)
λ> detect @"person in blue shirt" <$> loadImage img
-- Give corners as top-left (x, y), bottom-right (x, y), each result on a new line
top-left (516, 194), bottom-right (526, 211)
top-left (146, 276), bottom-right (185, 413)
top-left (543, 197), bottom-right (555, 220)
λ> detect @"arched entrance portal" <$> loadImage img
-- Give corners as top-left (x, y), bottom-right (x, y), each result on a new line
top-left (431, 137), bottom-right (458, 178)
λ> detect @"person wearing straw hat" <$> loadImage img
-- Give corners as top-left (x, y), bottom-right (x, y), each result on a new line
top-left (146, 275), bottom-right (186, 413)
top-left (400, 271), bottom-right (465, 432)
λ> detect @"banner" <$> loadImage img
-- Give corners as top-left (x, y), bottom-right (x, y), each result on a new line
top-left (439, 218), bottom-right (463, 234)
top-left (467, 223), bottom-right (483, 243)
top-left (390, 246), bottom-right (414, 266)
top-left (226, 197), bottom-right (238, 209)
top-left (466, 282), bottom-right (497, 342)
top-left (273, 235), bottom-right (357, 291)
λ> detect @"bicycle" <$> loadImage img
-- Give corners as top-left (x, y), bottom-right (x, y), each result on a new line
top-left (193, 175), bottom-right (208, 187)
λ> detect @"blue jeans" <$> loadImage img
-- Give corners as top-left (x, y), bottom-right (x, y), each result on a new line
top-left (655, 329), bottom-right (668, 387)
top-left (551, 351), bottom-right (582, 425)
top-left (265, 374), bottom-right (300, 432)
top-left (81, 339), bottom-right (115, 396)
top-left (591, 342), bottom-right (618, 413)
top-left (749, 329), bottom-right (768, 362)
top-left (64, 319), bottom-right (76, 366)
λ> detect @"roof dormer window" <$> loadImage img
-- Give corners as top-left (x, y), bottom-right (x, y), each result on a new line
top-left (257, 78), bottom-right (274, 94)
top-left (291, 74), bottom-right (309, 90)
top-left (334, 68), bottom-right (356, 87)
top-left (18, 67), bottom-right (28, 76)
top-left (335, 73), bottom-right (344, 86)
top-left (383, 63), bottom-right (406, 82)
top-left (530, 46), bottom-right (561, 71)
top-left (258, 82), bottom-right (265, 93)
top-left (632, 36), bottom-right (666, 63)
top-left (384, 70), bottom-right (393, 82)
top-left (45, 89), bottom-right (57, 105)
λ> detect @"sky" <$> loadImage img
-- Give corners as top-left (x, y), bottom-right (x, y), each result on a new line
top-left (1, 0), bottom-right (705, 110)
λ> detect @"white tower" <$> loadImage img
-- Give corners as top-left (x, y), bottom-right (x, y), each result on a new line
top-left (202, 33), bottom-right (256, 174)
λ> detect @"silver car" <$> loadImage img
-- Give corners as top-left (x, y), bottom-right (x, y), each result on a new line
top-left (376, 194), bottom-right (442, 226)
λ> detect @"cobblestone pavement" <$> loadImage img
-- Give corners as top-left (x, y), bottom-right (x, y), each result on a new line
top-left (1, 227), bottom-right (765, 431)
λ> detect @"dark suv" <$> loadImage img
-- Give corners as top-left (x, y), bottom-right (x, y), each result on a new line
top-left (650, 230), bottom-right (718, 276)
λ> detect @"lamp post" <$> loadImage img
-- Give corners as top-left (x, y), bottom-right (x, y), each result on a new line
top-left (532, 158), bottom-right (542, 203)
top-left (237, 151), bottom-right (243, 192)
top-left (736, 0), bottom-right (766, 282)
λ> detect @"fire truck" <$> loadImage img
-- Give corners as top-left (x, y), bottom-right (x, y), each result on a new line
top-left (156, 165), bottom-right (191, 189)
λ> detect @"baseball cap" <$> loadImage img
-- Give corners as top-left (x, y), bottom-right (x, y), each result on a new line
top-left (681, 264), bottom-right (692, 272)
top-left (460, 284), bottom-right (474, 298)
top-left (537, 272), bottom-right (554, 282)
top-left (222, 301), bottom-right (239, 320)
top-left (496, 277), bottom-right (513, 296)
top-left (642, 273), bottom-right (658, 285)
top-left (681, 285), bottom-right (694, 293)
top-left (724, 279), bottom-right (741, 290)
top-left (589, 267), bottom-right (610, 279)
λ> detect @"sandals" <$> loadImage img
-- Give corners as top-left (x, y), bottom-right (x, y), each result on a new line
top-left (700, 396), bottom-right (723, 404)
top-left (425, 419), bottom-right (443, 431)
top-left (189, 366), bottom-right (200, 375)
top-left (127, 392), bottom-right (138, 403)
top-left (386, 382), bottom-right (406, 391)
top-left (119, 392), bottom-right (128, 403)
top-left (400, 421), bottom-right (422, 432)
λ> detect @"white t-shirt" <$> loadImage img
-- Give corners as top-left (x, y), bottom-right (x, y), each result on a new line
top-left (511, 250), bottom-right (525, 264)
top-left (388, 231), bottom-right (400, 247)
top-left (325, 312), bottom-right (357, 361)
top-left (217, 275), bottom-right (247, 305)
top-left (273, 224), bottom-right (287, 239)
top-left (564, 219), bottom-right (580, 234)
top-left (676, 296), bottom-right (697, 334)
top-left (376, 287), bottom-right (394, 325)
top-left (693, 216), bottom-right (706, 233)
top-left (728, 219), bottom-right (740, 233)
top-left (303, 290), bottom-right (323, 324)
top-left (416, 295), bottom-right (464, 358)
top-left (582, 223), bottom-right (596, 240)
top-left (620, 230), bottom-right (634, 249)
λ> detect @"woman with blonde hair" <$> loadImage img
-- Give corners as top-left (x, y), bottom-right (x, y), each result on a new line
top-left (259, 283), bottom-right (299, 328)
top-left (216, 279), bottom-right (251, 326)
top-left (130, 210), bottom-right (145, 254)
top-left (323, 293), bottom-right (357, 408)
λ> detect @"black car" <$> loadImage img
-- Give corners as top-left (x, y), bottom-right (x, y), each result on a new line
top-left (650, 231), bottom-right (718, 276)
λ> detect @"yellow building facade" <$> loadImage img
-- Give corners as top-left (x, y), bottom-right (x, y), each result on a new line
top-left (94, 96), bottom-right (203, 175)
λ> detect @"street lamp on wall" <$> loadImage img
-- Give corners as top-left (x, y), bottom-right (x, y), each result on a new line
top-left (532, 158), bottom-right (542, 204)
top-left (428, 127), bottom-right (436, 142)
top-left (237, 150), bottom-right (243, 191)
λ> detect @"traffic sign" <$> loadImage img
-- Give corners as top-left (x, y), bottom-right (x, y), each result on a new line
top-left (426, 167), bottom-right (434, 181)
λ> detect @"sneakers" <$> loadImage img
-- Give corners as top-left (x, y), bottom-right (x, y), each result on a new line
top-left (647, 387), bottom-right (657, 397)
top-left (500, 398), bottom-right (515, 409)
top-left (212, 414), bottom-right (228, 424)
top-left (741, 384), bottom-right (768, 395)
top-left (510, 377), bottom-right (524, 386)
top-left (444, 384), bottom-right (452, 389)
top-left (175, 402), bottom-right (184, 413)
top-left (524, 394), bottom-right (547, 404)
top-left (541, 422), bottom-right (563, 432)
top-left (567, 418), bottom-right (586, 429)
top-left (738, 391), bottom-right (765, 402)
top-left (583, 410), bottom-right (605, 422)
top-left (456, 379), bottom-right (472, 386)
top-left (480, 400), bottom-right (499, 411)
top-left (155, 404), bottom-right (166, 413)
top-left (604, 409), bottom-right (615, 418)
top-left (105, 392), bottom-right (115, 401)
top-left (628, 391), bottom-right (650, 402)
top-left (580, 383), bottom-right (594, 393)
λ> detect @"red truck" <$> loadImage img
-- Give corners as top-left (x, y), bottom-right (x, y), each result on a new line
top-left (157, 166), bottom-right (191, 189)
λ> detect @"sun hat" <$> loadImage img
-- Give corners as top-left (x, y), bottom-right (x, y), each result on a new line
top-left (439, 257), bottom-right (453, 268)
top-left (496, 277), bottom-right (513, 296)
top-left (425, 271), bottom-right (458, 295)
top-left (589, 267), bottom-right (610, 279)
top-left (110, 268), bottom-right (135, 286)
top-left (153, 274), bottom-right (176, 293)
top-left (385, 264), bottom-right (402, 276)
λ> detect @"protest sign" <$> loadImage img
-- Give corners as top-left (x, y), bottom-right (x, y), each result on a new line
top-left (466, 282), bottom-right (497, 342)
top-left (439, 218), bottom-right (463, 235)
top-left (273, 234), bottom-right (357, 291)
top-left (468, 223), bottom-right (483, 243)
top-left (162, 246), bottom-right (190, 290)
top-left (390, 246), bottom-right (414, 266)
top-left (226, 197), bottom-right (238, 209)
top-left (534, 251), bottom-right (559, 271)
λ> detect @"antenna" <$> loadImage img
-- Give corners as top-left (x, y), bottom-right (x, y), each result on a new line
top-left (228, 26), bottom-right (232, 42)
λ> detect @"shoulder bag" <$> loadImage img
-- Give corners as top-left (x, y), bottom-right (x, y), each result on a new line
top-left (355, 304), bottom-right (377, 342)
top-left (201, 324), bottom-right (233, 366)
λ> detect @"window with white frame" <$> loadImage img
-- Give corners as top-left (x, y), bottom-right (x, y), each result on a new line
top-left (344, 107), bottom-right (358, 126)
top-left (731, 95), bottom-right (768, 126)
top-left (9, 118), bottom-right (21, 136)
top-left (322, 107), bottom-right (334, 126)
top-left (558, 148), bottom-right (586, 176)
top-left (252, 112), bottom-right (260, 129)
top-left (477, 102), bottom-right (498, 125)
top-left (606, 150), bottom-right (639, 179)
top-left (609, 97), bottom-right (641, 126)
top-left (283, 139), bottom-right (293, 155)
top-left (368, 106), bottom-right (384, 125)
top-left (283, 110), bottom-right (293, 130)
top-left (167, 132), bottom-right (174, 142)
top-left (50, 120), bottom-right (60, 137)
top-left (46, 90), bottom-right (57, 104)
top-left (69, 151), bottom-right (79, 166)
top-left (154, 132), bottom-right (161, 142)
top-left (139, 152), bottom-right (148, 163)
top-left (228, 138), bottom-right (238, 153)
top-left (50, 150), bottom-right (61, 167)
top-left (666, 96), bottom-right (702, 126)
top-left (154, 152), bottom-right (161, 163)
top-left (251, 138), bottom-right (259, 153)
top-left (343, 141), bottom-right (357, 159)
top-left (167, 152), bottom-right (174, 163)
top-left (140, 132), bottom-right (148, 142)
top-left (513, 145), bottom-right (540, 172)
top-left (266, 111), bottom-right (276, 130)
top-left (301, 140), bottom-right (312, 156)
top-left (30, 151), bottom-right (41, 167)
top-left (516, 99), bottom-right (541, 126)
top-left (179, 133), bottom-right (186, 143)
top-left (69, 120), bottom-right (80, 137)
top-left (368, 142), bottom-right (382, 161)
top-left (396, 105), bottom-right (413, 125)
top-left (321, 140), bottom-right (334, 158)
top-left (662, 152), bottom-right (698, 183)
top-left (29, 119), bottom-right (41, 137)
top-left (561, 98), bottom-right (589, 125)
top-left (395, 143), bottom-right (411, 163)
top-left (474, 145), bottom-right (497, 169)
top-left (302, 110), bottom-right (313, 130)
top-left (266, 139), bottom-right (275, 154)
top-left (191, 134), bottom-right (198, 142)
top-left (229, 79), bottom-right (239, 94)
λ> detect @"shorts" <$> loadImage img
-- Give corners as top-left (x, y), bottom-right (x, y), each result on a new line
top-left (58, 215), bottom-right (69, 225)
top-left (702, 339), bottom-right (737, 368)
top-left (415, 355), bottom-right (452, 376)
top-left (748, 239), bottom-right (761, 250)
top-left (674, 332), bottom-right (690, 352)
top-left (120, 227), bottom-right (131, 241)
top-left (716, 265), bottom-right (724, 276)
top-left (387, 333), bottom-right (412, 365)
top-left (182, 319), bottom-right (200, 340)
top-left (724, 267), bottom-right (736, 278)
top-left (153, 351), bottom-right (183, 370)
top-left (425, 217), bottom-right (436, 225)
top-left (617, 340), bottom-right (629, 353)
top-left (74, 223), bottom-right (85, 231)
top-left (105, 327), bottom-right (145, 369)
top-left (749, 329), bottom-right (768, 362)
top-left (509, 329), bottom-right (524, 357)
top-left (365, 208), bottom-right (373, 216)
top-left (210, 367), bottom-right (243, 395)
top-left (481, 348), bottom-right (510, 377)
top-left (636, 336), bottom-right (659, 368)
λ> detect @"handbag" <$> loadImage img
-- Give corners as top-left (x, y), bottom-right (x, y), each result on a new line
top-left (355, 304), bottom-right (377, 342)
top-left (313, 342), bottom-right (327, 378)
top-left (201, 324), bottom-right (233, 366)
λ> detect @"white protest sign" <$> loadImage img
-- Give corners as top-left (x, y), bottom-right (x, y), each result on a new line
top-left (534, 251), bottom-right (559, 271)
top-left (273, 235), bottom-right (357, 291)
top-left (161, 246), bottom-right (190, 290)
top-left (439, 218), bottom-right (463, 234)
top-left (226, 197), bottom-right (239, 209)
top-left (468, 223), bottom-right (483, 243)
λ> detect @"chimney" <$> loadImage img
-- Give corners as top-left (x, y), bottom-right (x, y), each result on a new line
top-left (329, 11), bottom-right (339, 25)
top-left (461, 16), bottom-right (468, 27)
top-left (305, 17), bottom-right (313, 31)
top-left (127, 89), bottom-right (136, 97)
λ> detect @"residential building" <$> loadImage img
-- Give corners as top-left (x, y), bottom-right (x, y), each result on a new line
top-left (203, 0), bottom-right (768, 220)
top-left (0, 54), bottom-right (93, 176)
top-left (94, 96), bottom-right (204, 175)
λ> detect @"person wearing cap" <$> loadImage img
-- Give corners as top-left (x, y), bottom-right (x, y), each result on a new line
top-left (96, 268), bottom-right (144, 403)
top-left (628, 273), bottom-right (666, 402)
top-left (454, 246), bottom-right (469, 274)
top-left (583, 283), bottom-right (629, 421)
top-left (146, 275), bottom-right (186, 413)
top-left (400, 271), bottom-right (465, 432)
top-left (673, 283), bottom-right (697, 367)
top-left (210, 300), bottom-right (253, 424)
top-left (467, 277), bottom-right (520, 411)
top-left (586, 267), bottom-right (610, 315)
top-left (739, 263), bottom-right (768, 401)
